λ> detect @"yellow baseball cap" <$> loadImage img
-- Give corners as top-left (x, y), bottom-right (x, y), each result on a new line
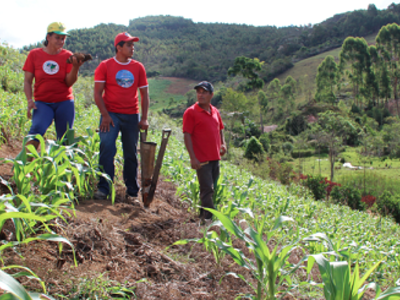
top-left (47, 22), bottom-right (69, 36)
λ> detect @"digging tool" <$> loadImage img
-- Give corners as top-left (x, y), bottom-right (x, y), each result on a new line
top-left (140, 129), bottom-right (172, 207)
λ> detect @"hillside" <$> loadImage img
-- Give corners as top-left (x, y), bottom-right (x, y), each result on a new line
top-left (23, 3), bottom-right (400, 82)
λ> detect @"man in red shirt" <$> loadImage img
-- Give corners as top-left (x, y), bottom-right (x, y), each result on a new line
top-left (183, 81), bottom-right (226, 221)
top-left (94, 32), bottom-right (149, 200)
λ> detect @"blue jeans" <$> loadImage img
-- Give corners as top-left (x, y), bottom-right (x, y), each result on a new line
top-left (29, 100), bottom-right (75, 140)
top-left (98, 112), bottom-right (139, 196)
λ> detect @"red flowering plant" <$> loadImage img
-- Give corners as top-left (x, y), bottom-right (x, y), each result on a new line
top-left (320, 177), bottom-right (341, 198)
top-left (361, 195), bottom-right (376, 208)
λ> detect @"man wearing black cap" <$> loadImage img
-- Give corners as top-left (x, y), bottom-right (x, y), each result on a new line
top-left (93, 32), bottom-right (149, 200)
top-left (182, 81), bottom-right (227, 222)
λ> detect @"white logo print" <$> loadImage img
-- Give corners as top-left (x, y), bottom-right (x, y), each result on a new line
top-left (43, 60), bottom-right (59, 75)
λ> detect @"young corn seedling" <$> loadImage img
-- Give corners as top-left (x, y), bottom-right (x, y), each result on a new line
top-left (0, 268), bottom-right (56, 300)
top-left (204, 209), bottom-right (302, 300)
top-left (306, 253), bottom-right (400, 300)
top-left (168, 220), bottom-right (230, 266)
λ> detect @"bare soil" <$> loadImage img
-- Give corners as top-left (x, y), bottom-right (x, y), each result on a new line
top-left (162, 77), bottom-right (197, 95)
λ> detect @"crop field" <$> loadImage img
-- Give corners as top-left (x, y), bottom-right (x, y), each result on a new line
top-left (1, 45), bottom-right (400, 299)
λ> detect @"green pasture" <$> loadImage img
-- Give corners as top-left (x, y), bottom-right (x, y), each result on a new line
top-left (291, 146), bottom-right (400, 197)
top-left (147, 78), bottom-right (186, 111)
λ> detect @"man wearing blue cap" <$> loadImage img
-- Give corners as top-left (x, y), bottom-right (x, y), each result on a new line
top-left (182, 81), bottom-right (226, 222)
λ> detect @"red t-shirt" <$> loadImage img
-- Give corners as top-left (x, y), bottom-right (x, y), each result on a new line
top-left (23, 48), bottom-right (73, 103)
top-left (183, 103), bottom-right (224, 162)
top-left (94, 57), bottom-right (148, 114)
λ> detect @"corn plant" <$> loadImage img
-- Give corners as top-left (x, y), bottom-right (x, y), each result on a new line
top-left (203, 209), bottom-right (302, 300)
top-left (10, 134), bottom-right (114, 202)
top-left (306, 253), bottom-right (400, 300)
top-left (0, 268), bottom-right (56, 300)
top-left (168, 219), bottom-right (230, 266)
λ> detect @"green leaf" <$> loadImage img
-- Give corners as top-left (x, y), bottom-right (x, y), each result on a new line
top-left (376, 287), bottom-right (400, 299)
top-left (0, 269), bottom-right (31, 300)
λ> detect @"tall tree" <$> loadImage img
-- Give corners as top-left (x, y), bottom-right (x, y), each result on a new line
top-left (376, 23), bottom-right (400, 115)
top-left (315, 55), bottom-right (339, 103)
top-left (339, 37), bottom-right (372, 108)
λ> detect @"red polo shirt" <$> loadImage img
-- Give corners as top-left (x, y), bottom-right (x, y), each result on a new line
top-left (183, 103), bottom-right (224, 162)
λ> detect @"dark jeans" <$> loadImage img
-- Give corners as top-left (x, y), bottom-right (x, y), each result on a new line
top-left (98, 112), bottom-right (139, 196)
top-left (196, 160), bottom-right (220, 219)
top-left (29, 100), bottom-right (75, 140)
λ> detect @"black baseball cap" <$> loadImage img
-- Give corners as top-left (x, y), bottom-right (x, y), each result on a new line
top-left (194, 81), bottom-right (214, 93)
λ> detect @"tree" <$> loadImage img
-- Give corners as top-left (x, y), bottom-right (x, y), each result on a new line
top-left (221, 88), bottom-right (249, 149)
top-left (311, 111), bottom-right (359, 181)
top-left (258, 90), bottom-right (269, 133)
top-left (228, 56), bottom-right (265, 132)
top-left (281, 83), bottom-right (295, 113)
top-left (315, 55), bottom-right (339, 103)
top-left (339, 37), bottom-right (373, 108)
top-left (376, 23), bottom-right (400, 115)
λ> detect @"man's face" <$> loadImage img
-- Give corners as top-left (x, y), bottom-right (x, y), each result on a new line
top-left (196, 88), bottom-right (213, 105)
top-left (119, 41), bottom-right (134, 58)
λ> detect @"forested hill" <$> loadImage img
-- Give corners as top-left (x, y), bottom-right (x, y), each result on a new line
top-left (23, 3), bottom-right (400, 81)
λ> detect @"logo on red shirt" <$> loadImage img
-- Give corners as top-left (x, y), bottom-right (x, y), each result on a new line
top-left (42, 60), bottom-right (59, 75)
top-left (116, 70), bottom-right (134, 88)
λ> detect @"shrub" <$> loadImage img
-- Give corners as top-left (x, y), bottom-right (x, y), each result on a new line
top-left (282, 142), bottom-right (294, 155)
top-left (330, 185), bottom-right (363, 210)
top-left (361, 195), bottom-right (376, 208)
top-left (277, 162), bottom-right (294, 185)
top-left (302, 175), bottom-right (327, 201)
top-left (244, 136), bottom-right (265, 161)
top-left (376, 191), bottom-right (400, 223)
top-left (259, 134), bottom-right (270, 152)
top-left (291, 149), bottom-right (315, 158)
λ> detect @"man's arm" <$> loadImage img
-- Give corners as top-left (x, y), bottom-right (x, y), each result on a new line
top-left (220, 130), bottom-right (227, 156)
top-left (94, 82), bottom-right (114, 132)
top-left (184, 132), bottom-right (201, 170)
top-left (139, 86), bottom-right (150, 130)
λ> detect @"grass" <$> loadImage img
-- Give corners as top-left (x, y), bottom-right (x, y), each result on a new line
top-left (291, 146), bottom-right (400, 197)
top-left (147, 78), bottom-right (187, 111)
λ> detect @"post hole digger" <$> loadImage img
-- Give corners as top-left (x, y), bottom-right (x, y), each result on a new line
top-left (140, 129), bottom-right (172, 207)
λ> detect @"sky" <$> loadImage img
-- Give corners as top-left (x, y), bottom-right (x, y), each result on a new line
top-left (1, 0), bottom-right (396, 49)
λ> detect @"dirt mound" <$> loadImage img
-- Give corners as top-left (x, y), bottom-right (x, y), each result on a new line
top-left (0, 146), bottom-right (253, 299)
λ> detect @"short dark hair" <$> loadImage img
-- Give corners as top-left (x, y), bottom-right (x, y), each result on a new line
top-left (115, 41), bottom-right (125, 54)
top-left (43, 32), bottom-right (54, 47)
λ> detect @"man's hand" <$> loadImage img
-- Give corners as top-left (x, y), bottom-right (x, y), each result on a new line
top-left (138, 118), bottom-right (149, 130)
top-left (190, 157), bottom-right (201, 170)
top-left (220, 144), bottom-right (227, 156)
top-left (27, 100), bottom-right (37, 119)
top-left (100, 114), bottom-right (114, 132)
